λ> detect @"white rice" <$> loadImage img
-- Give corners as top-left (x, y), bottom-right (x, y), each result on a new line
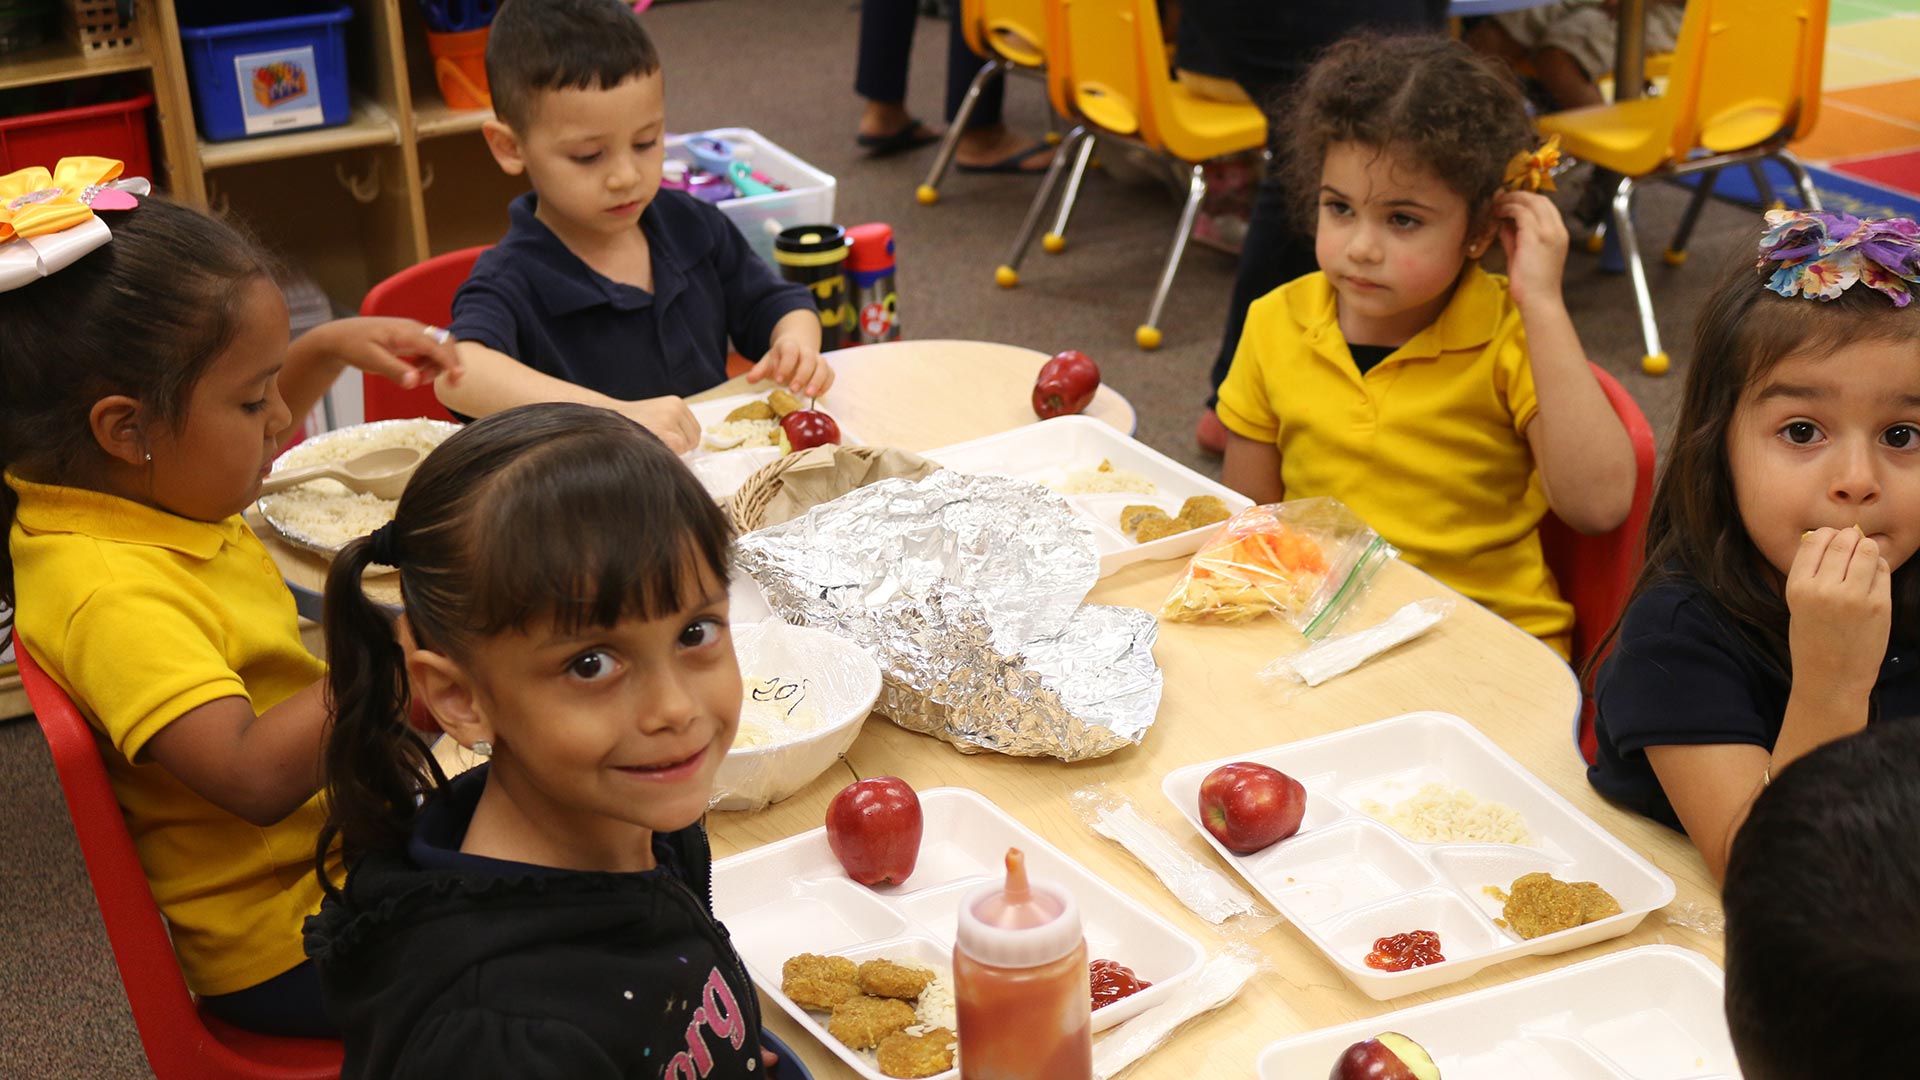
top-left (1051, 459), bottom-right (1157, 496)
top-left (1360, 782), bottom-right (1533, 846)
top-left (258, 420), bottom-right (455, 553)
top-left (702, 418), bottom-right (784, 451)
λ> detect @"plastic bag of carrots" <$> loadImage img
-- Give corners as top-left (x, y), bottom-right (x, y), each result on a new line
top-left (1160, 498), bottom-right (1395, 636)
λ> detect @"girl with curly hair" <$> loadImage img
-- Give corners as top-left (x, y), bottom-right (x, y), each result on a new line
top-left (1216, 33), bottom-right (1636, 658)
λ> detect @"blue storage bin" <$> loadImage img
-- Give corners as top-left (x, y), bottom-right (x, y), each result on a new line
top-left (178, 1), bottom-right (352, 142)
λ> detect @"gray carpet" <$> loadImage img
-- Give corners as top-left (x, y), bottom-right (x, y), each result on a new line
top-left (0, 0), bottom-right (1769, 1074)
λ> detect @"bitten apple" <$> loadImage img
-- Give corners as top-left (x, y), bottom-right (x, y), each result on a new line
top-left (825, 776), bottom-right (922, 886)
top-left (1330, 1032), bottom-right (1441, 1080)
top-left (1197, 762), bottom-right (1306, 854)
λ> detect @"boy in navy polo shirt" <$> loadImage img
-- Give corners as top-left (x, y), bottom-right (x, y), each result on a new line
top-left (439, 0), bottom-right (831, 451)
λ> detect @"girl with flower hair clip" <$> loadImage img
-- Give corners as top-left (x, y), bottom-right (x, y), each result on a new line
top-left (1217, 34), bottom-right (1636, 659)
top-left (0, 171), bottom-right (461, 1034)
top-left (1589, 209), bottom-right (1920, 882)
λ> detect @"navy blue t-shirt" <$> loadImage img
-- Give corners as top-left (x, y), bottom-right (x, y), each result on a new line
top-left (1589, 573), bottom-right (1920, 829)
top-left (449, 189), bottom-right (813, 401)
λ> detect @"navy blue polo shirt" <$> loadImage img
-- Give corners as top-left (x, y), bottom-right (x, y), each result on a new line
top-left (449, 189), bottom-right (813, 401)
top-left (1589, 571), bottom-right (1920, 830)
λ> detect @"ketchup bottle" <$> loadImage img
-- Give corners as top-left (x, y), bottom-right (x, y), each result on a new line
top-left (954, 848), bottom-right (1093, 1080)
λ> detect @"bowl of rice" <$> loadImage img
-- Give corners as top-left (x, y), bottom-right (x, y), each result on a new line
top-left (257, 419), bottom-right (459, 556)
top-left (714, 619), bottom-right (883, 812)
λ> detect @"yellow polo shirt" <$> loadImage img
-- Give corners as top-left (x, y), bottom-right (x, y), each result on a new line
top-left (7, 474), bottom-right (339, 996)
top-left (1216, 267), bottom-right (1573, 657)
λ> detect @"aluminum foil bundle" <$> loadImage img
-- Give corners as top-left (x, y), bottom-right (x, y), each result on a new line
top-left (733, 471), bottom-right (1161, 760)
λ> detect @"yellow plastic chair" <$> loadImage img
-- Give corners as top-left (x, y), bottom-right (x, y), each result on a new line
top-left (1539, 0), bottom-right (1827, 375)
top-left (996, 0), bottom-right (1266, 350)
top-left (916, 0), bottom-right (1056, 205)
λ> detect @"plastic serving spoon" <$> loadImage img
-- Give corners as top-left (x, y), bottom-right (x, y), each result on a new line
top-left (258, 446), bottom-right (423, 500)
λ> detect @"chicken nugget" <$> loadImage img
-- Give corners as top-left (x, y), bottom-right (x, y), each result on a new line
top-left (827, 995), bottom-right (918, 1050)
top-left (725, 400), bottom-right (778, 423)
top-left (858, 959), bottom-right (934, 1000)
top-left (1134, 514), bottom-right (1193, 543)
top-left (876, 1027), bottom-right (956, 1078)
top-left (1119, 504), bottom-right (1167, 535)
top-left (1502, 872), bottom-right (1584, 940)
top-left (768, 388), bottom-right (803, 417)
top-left (783, 953), bottom-right (860, 1010)
top-left (1570, 881), bottom-right (1622, 923)
top-left (1176, 495), bottom-right (1231, 529)
top-left (783, 952), bottom-right (858, 984)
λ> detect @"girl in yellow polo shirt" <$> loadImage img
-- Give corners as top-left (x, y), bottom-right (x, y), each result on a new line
top-left (0, 193), bottom-right (459, 1035)
top-left (1216, 34), bottom-right (1637, 658)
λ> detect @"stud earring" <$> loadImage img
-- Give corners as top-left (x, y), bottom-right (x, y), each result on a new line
top-left (471, 740), bottom-right (493, 758)
top-left (143, 452), bottom-right (152, 462)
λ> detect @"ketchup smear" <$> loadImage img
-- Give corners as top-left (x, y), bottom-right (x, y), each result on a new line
top-left (1089, 959), bottom-right (1152, 1010)
top-left (1365, 930), bottom-right (1445, 972)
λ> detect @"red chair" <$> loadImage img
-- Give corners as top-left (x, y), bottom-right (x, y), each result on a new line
top-left (1537, 365), bottom-right (1658, 766)
top-left (12, 634), bottom-right (344, 1080)
top-left (357, 246), bottom-right (488, 422)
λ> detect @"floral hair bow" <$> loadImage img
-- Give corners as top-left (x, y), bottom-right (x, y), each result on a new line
top-left (1503, 134), bottom-right (1563, 194)
top-left (0, 156), bottom-right (150, 293)
top-left (1757, 209), bottom-right (1920, 307)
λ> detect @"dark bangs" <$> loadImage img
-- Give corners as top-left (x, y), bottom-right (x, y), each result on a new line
top-left (465, 434), bottom-right (731, 637)
top-left (389, 404), bottom-right (729, 660)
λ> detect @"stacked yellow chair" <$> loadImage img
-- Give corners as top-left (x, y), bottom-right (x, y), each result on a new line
top-left (994, 0), bottom-right (1266, 350)
top-left (917, 0), bottom-right (1055, 206)
top-left (1539, 0), bottom-right (1828, 375)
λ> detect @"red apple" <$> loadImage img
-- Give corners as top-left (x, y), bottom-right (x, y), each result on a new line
top-left (780, 409), bottom-right (842, 450)
top-left (1031, 350), bottom-right (1101, 419)
top-left (1330, 1032), bottom-right (1441, 1080)
top-left (825, 776), bottom-right (922, 886)
top-left (1197, 762), bottom-right (1307, 855)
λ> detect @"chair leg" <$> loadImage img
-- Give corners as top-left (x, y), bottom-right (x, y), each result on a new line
top-left (1611, 176), bottom-right (1667, 375)
top-left (1137, 164), bottom-right (1206, 351)
top-left (1042, 132), bottom-right (1097, 254)
top-left (1664, 166), bottom-right (1719, 265)
top-left (1745, 160), bottom-right (1780, 210)
top-left (916, 60), bottom-right (1008, 206)
top-left (995, 126), bottom-right (1089, 288)
top-left (1774, 149), bottom-right (1823, 212)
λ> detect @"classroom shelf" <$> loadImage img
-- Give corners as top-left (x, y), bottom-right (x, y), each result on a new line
top-left (0, 35), bottom-right (152, 92)
top-left (411, 97), bottom-right (488, 140)
top-left (198, 96), bottom-right (398, 170)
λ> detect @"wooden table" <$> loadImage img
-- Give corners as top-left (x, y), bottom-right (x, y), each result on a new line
top-left (261, 340), bottom-right (1720, 1077)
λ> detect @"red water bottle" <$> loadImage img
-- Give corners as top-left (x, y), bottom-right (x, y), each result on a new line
top-left (846, 222), bottom-right (900, 345)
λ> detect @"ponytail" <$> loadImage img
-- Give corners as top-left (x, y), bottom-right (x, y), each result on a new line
top-left (314, 533), bottom-right (444, 899)
top-left (1, 476), bottom-right (18, 609)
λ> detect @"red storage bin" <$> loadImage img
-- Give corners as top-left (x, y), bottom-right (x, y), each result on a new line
top-left (0, 93), bottom-right (153, 177)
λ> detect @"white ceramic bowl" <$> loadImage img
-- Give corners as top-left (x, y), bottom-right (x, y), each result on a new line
top-left (714, 620), bottom-right (882, 812)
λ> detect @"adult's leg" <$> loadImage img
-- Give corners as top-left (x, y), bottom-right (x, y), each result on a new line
top-left (945, 0), bottom-right (1003, 129)
top-left (1204, 170), bottom-right (1318, 403)
top-left (857, 0), bottom-right (944, 142)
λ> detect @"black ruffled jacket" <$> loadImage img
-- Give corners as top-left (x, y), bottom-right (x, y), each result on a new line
top-left (304, 766), bottom-right (764, 1079)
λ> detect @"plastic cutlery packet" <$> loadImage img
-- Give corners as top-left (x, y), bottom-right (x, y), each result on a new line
top-left (1258, 599), bottom-right (1454, 695)
top-left (1071, 786), bottom-right (1278, 934)
top-left (1093, 948), bottom-right (1263, 1080)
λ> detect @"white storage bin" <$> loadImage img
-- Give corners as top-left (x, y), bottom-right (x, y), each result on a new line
top-left (666, 127), bottom-right (836, 268)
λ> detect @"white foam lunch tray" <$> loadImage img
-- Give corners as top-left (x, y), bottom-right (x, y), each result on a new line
top-left (684, 392), bottom-right (863, 501)
top-left (925, 415), bottom-right (1253, 577)
top-left (1256, 945), bottom-right (1740, 1079)
top-left (712, 786), bottom-right (1207, 1080)
top-left (1162, 712), bottom-right (1675, 1000)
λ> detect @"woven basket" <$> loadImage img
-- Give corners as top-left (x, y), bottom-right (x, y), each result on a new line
top-left (728, 445), bottom-right (933, 534)
top-left (64, 0), bottom-right (134, 53)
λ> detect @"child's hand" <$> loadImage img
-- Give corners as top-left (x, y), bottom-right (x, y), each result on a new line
top-left (314, 317), bottom-right (464, 389)
top-left (1786, 527), bottom-right (1893, 698)
top-left (748, 338), bottom-right (834, 398)
top-left (621, 395), bottom-right (701, 454)
top-left (1492, 190), bottom-right (1569, 312)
